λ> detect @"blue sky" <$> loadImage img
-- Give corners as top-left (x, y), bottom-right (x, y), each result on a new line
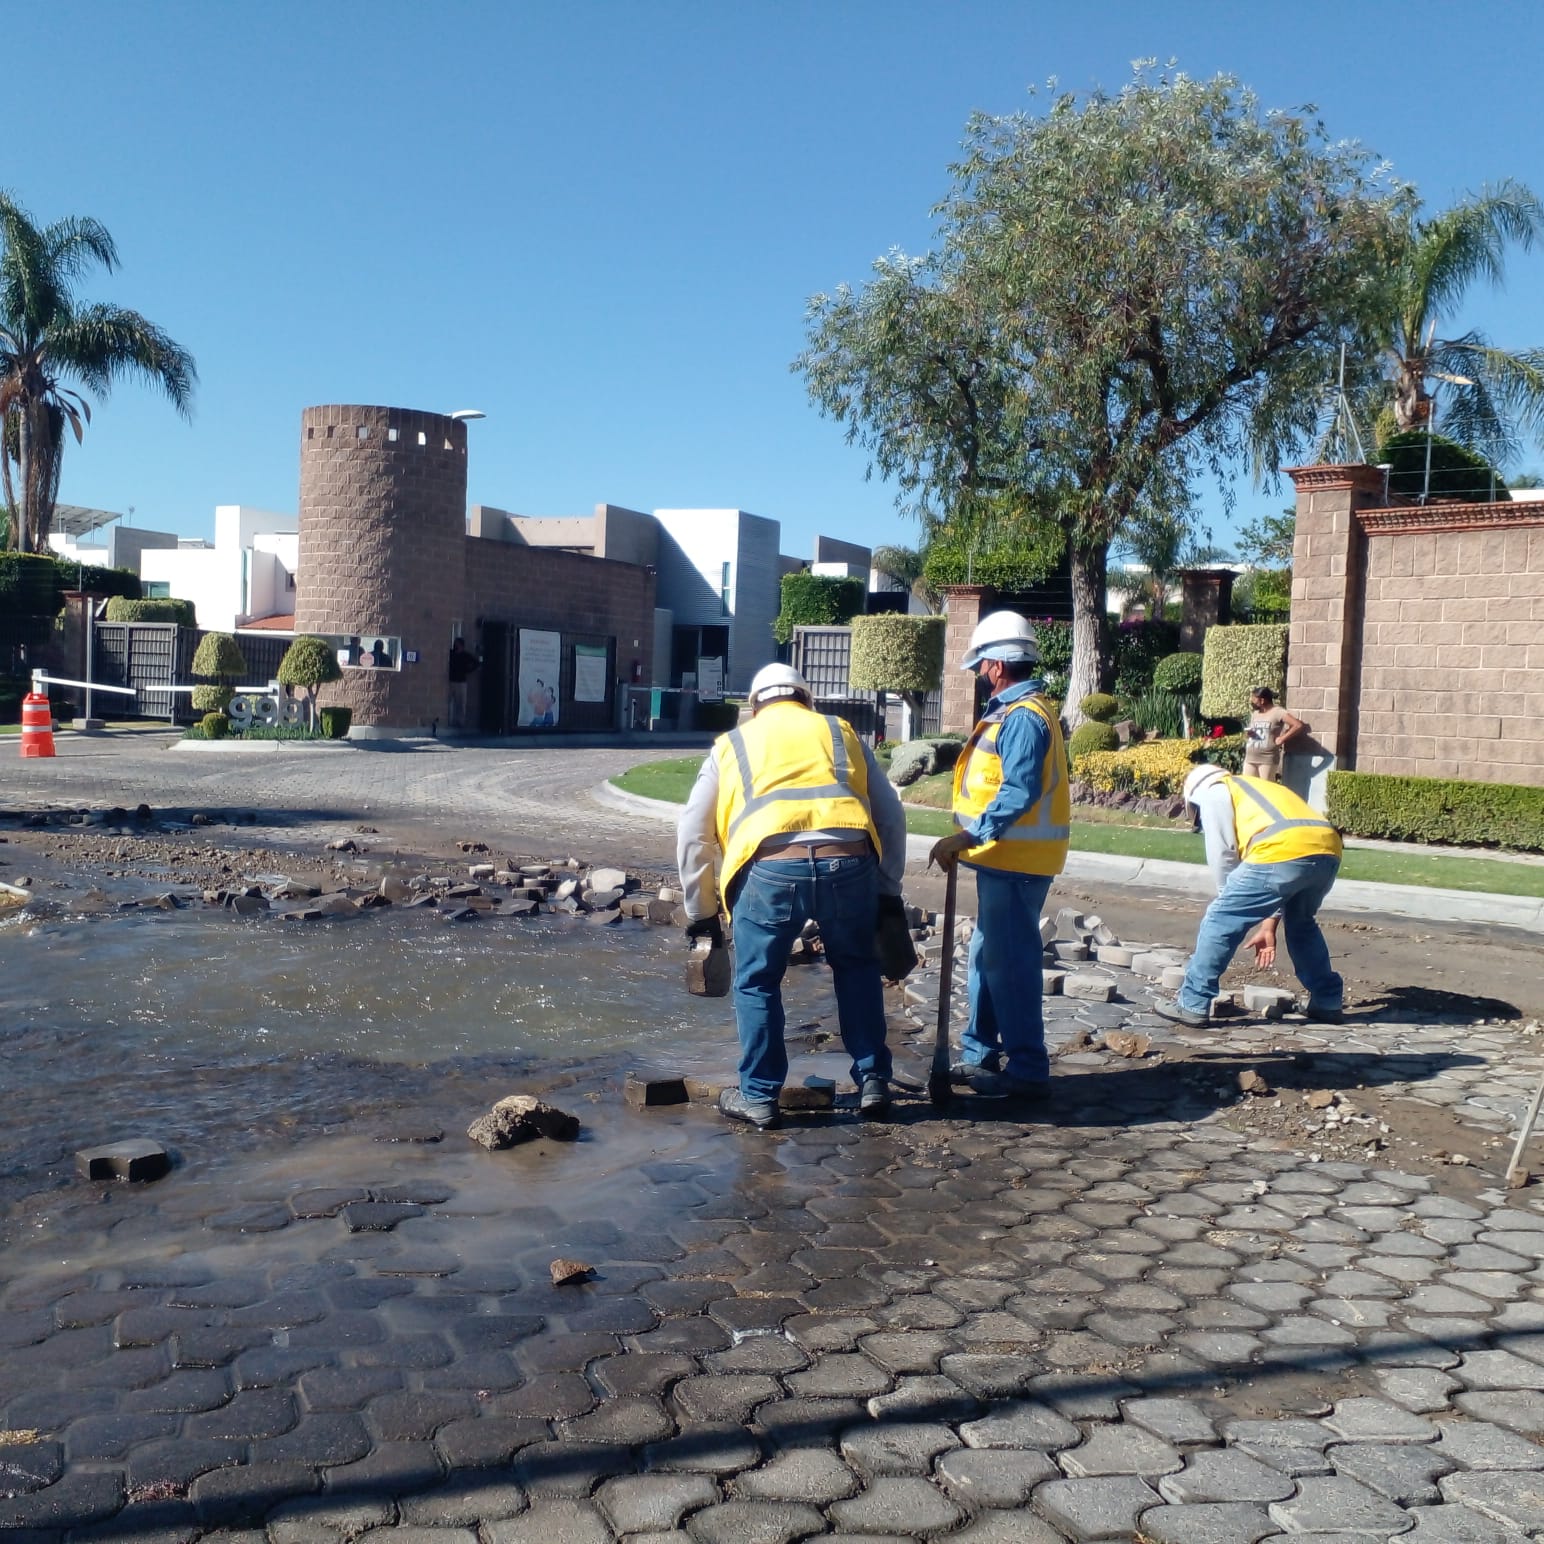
top-left (13, 0), bottom-right (1544, 560)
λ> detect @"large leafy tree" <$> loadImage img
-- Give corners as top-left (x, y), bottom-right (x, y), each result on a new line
top-left (797, 67), bottom-right (1395, 720)
top-left (0, 193), bottom-right (195, 552)
top-left (1378, 181), bottom-right (1544, 463)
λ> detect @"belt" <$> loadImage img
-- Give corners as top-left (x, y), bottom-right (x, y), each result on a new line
top-left (760, 839), bottom-right (870, 862)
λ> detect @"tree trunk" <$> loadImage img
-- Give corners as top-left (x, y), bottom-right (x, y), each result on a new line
top-left (1065, 543), bottom-right (1112, 728)
top-left (15, 403), bottom-right (33, 553)
top-left (1394, 365), bottom-right (1430, 433)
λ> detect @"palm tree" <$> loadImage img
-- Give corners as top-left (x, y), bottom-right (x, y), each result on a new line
top-left (0, 193), bottom-right (195, 552)
top-left (1380, 181), bottom-right (1544, 464)
top-left (1110, 509), bottom-right (1230, 620)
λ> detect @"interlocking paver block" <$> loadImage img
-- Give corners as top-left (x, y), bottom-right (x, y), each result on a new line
top-left (1431, 1419), bottom-right (1544, 1470)
top-left (268, 1494), bottom-right (397, 1542)
top-left (1401, 1502), bottom-right (1521, 1541)
top-left (1439, 1470), bottom-right (1544, 1532)
top-left (1454, 1350), bottom-right (1544, 1390)
top-left (734, 1447), bottom-right (859, 1503)
top-left (1059, 1423), bottom-right (1182, 1478)
top-left (484, 1498), bottom-right (612, 1543)
top-left (1453, 1391), bottom-right (1544, 1435)
top-left (936, 1445), bottom-right (1057, 1506)
top-left (1034, 1475), bottom-right (1163, 1540)
top-left (1157, 1449), bottom-right (1295, 1505)
top-left (1330, 1441), bottom-right (1454, 1506)
top-left (1324, 1397), bottom-right (1438, 1444)
top-left (1267, 1473), bottom-right (1418, 1534)
top-left (960, 1400), bottom-right (1080, 1450)
top-left (839, 1421), bottom-right (957, 1474)
top-left (686, 1499), bottom-right (828, 1543)
top-left (1122, 1397), bottom-right (1221, 1446)
top-left (949, 1512), bottom-right (1066, 1542)
top-left (1376, 1367), bottom-right (1462, 1413)
top-left (595, 1472), bottom-right (717, 1533)
top-left (1137, 1501), bottom-right (1277, 1544)
top-left (828, 1475), bottom-right (963, 1534)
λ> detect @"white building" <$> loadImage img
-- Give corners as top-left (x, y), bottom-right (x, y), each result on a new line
top-left (138, 507), bottom-right (298, 632)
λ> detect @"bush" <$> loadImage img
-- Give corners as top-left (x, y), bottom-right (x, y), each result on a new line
top-left (1327, 770), bottom-right (1544, 853)
top-left (1030, 618), bottom-right (1072, 699)
top-left (1129, 688), bottom-right (1194, 741)
top-left (1113, 618), bottom-right (1181, 698)
top-left (0, 552), bottom-right (63, 646)
top-left (1068, 721), bottom-right (1120, 761)
top-left (1189, 732), bottom-right (1246, 773)
top-left (1074, 739), bottom-right (1201, 798)
top-left (773, 573), bottom-right (865, 644)
top-left (278, 635), bottom-right (342, 693)
top-left (70, 563), bottom-right (141, 601)
top-left (199, 712), bottom-right (230, 739)
top-left (849, 614), bottom-right (945, 693)
top-left (1200, 624), bottom-right (1289, 719)
top-left (1378, 429), bottom-right (1508, 504)
top-left (1153, 651), bottom-right (1204, 693)
top-left (104, 596), bottom-right (196, 625)
top-left (1079, 692), bottom-right (1120, 722)
top-left (191, 631), bottom-right (247, 682)
top-left (191, 684), bottom-right (233, 714)
top-left (692, 700), bottom-right (739, 732)
top-left (319, 705), bottom-right (353, 739)
top-left (888, 738), bottom-right (963, 787)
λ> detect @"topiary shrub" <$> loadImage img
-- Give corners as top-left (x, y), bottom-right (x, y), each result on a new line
top-left (1079, 692), bottom-right (1120, 723)
top-left (104, 596), bottom-right (197, 625)
top-left (773, 573), bottom-right (865, 644)
top-left (318, 705), bottom-right (353, 739)
top-left (277, 635), bottom-right (343, 727)
top-left (191, 630), bottom-right (247, 683)
top-left (1327, 770), bottom-right (1544, 853)
top-left (1200, 624), bottom-right (1289, 720)
top-left (1152, 651), bottom-right (1204, 694)
top-left (199, 712), bottom-right (230, 739)
top-left (1068, 721), bottom-right (1120, 763)
top-left (191, 684), bottom-right (233, 714)
top-left (850, 614), bottom-right (946, 741)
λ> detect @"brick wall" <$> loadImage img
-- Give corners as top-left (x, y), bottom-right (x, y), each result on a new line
top-left (941, 586), bottom-right (992, 735)
top-left (1287, 466), bottom-right (1544, 788)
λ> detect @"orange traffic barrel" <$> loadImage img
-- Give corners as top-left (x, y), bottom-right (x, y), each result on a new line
top-left (20, 691), bottom-right (55, 758)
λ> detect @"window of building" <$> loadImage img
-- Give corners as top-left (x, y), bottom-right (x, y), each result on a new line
top-left (143, 581), bottom-right (171, 598)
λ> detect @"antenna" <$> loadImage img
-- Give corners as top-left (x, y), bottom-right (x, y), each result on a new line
top-left (1313, 345), bottom-right (1368, 464)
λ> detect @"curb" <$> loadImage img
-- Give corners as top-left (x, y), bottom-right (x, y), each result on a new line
top-left (594, 780), bottom-right (1544, 935)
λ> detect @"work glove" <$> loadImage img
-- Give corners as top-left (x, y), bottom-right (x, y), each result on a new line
top-left (876, 895), bottom-right (907, 923)
top-left (874, 893), bottom-right (918, 981)
top-left (684, 915), bottom-right (724, 949)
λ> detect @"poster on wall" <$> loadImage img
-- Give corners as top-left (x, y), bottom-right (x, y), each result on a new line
top-left (517, 629), bottom-right (561, 727)
top-left (573, 644), bottom-right (608, 704)
top-left (697, 656), bottom-right (723, 702)
top-left (319, 634), bottom-right (401, 670)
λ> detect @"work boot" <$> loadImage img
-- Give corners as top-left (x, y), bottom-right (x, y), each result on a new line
top-left (859, 1077), bottom-right (890, 1118)
top-left (1305, 1001), bottom-right (1345, 1024)
top-left (1152, 998), bottom-right (1209, 1027)
top-left (968, 1070), bottom-right (1051, 1101)
top-left (718, 1087), bottom-right (780, 1131)
top-left (949, 1055), bottom-right (999, 1086)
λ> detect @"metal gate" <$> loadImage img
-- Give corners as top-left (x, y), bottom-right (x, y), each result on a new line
top-left (92, 624), bottom-right (298, 722)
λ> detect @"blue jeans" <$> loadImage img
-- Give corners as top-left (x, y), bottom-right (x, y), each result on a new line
top-left (1179, 854), bottom-right (1343, 1016)
top-left (961, 866), bottom-right (1054, 1085)
top-left (729, 852), bottom-right (891, 1103)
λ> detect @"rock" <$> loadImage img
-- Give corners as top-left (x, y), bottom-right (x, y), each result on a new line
top-left (468, 863), bottom-right (496, 880)
top-left (1238, 1070), bottom-right (1273, 1096)
top-left (1104, 1031), bottom-right (1151, 1059)
top-left (1243, 984), bottom-right (1296, 1017)
top-left (458, 840), bottom-right (490, 853)
top-left (780, 1077), bottom-right (837, 1111)
top-left (1064, 974), bottom-right (1117, 1002)
top-left (888, 740), bottom-right (945, 786)
top-left (468, 1095), bottom-right (580, 1149)
top-left (554, 879), bottom-right (580, 901)
top-left (77, 1139), bottom-right (170, 1183)
top-left (1507, 1168), bottom-right (1531, 1189)
top-left (584, 908), bottom-right (623, 927)
top-left (191, 812), bottom-right (213, 827)
top-left (379, 876), bottom-right (413, 903)
top-left (588, 867), bottom-right (631, 893)
top-left (326, 838), bottom-right (360, 853)
top-left (1306, 1089), bottom-right (1337, 1110)
top-left (519, 864), bottom-right (551, 879)
top-left (646, 898), bottom-right (679, 925)
top-left (550, 1258), bottom-right (593, 1286)
top-left (314, 893), bottom-right (359, 917)
top-left (624, 1075), bottom-right (690, 1108)
top-left (1091, 922), bottom-right (1118, 946)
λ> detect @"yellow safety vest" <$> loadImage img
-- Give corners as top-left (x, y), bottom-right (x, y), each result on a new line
top-left (714, 701), bottom-right (880, 899)
top-left (1225, 774), bottom-right (1343, 864)
top-left (951, 695), bottom-right (1070, 877)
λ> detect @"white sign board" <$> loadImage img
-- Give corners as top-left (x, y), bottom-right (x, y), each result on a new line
top-left (517, 629), bottom-right (561, 727)
top-left (573, 644), bottom-right (608, 703)
top-left (697, 656), bottom-right (724, 702)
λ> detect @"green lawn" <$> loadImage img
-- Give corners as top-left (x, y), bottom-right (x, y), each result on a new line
top-left (611, 758), bottom-right (1544, 899)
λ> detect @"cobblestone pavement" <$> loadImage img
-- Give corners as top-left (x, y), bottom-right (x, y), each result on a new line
top-left (3, 740), bottom-right (1544, 1541)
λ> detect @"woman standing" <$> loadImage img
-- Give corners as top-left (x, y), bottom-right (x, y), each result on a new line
top-left (1243, 687), bottom-right (1305, 781)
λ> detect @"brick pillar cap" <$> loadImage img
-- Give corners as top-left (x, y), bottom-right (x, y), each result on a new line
top-left (1285, 463), bottom-right (1387, 494)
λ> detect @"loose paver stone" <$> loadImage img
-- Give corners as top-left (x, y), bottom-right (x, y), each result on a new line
top-left (1268, 1473), bottom-right (1419, 1534)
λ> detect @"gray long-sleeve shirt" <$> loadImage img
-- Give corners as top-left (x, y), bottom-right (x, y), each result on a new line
top-left (676, 726), bottom-right (907, 921)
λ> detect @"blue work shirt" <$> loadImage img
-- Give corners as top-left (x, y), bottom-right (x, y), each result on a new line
top-left (962, 678), bottom-right (1052, 845)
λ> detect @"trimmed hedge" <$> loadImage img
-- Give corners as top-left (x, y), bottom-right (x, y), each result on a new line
top-left (191, 631), bottom-right (247, 682)
top-left (1067, 721), bottom-right (1119, 760)
top-left (319, 705), bottom-right (353, 739)
top-left (199, 712), bottom-right (230, 739)
top-left (1074, 740), bottom-right (1199, 797)
top-left (0, 553), bottom-right (62, 645)
top-left (773, 573), bottom-right (865, 644)
top-left (849, 614), bottom-right (945, 693)
top-left (191, 684), bottom-right (233, 713)
top-left (1327, 770), bottom-right (1544, 853)
top-left (1153, 651), bottom-right (1204, 693)
top-left (1079, 692), bottom-right (1120, 723)
top-left (1200, 624), bottom-right (1289, 719)
top-left (104, 596), bottom-right (197, 626)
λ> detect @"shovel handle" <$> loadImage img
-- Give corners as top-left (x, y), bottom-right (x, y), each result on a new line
top-left (934, 863), bottom-right (958, 1058)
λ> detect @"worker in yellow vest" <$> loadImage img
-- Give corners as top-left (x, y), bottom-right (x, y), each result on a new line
top-left (677, 664), bottom-right (908, 1131)
top-left (928, 611), bottom-right (1069, 1099)
top-left (1154, 763), bottom-right (1344, 1027)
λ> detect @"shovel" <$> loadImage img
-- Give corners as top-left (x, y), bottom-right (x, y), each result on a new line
top-left (928, 863), bottom-right (958, 1109)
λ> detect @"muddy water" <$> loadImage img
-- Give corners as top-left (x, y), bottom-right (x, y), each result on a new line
top-left (0, 903), bottom-right (840, 1232)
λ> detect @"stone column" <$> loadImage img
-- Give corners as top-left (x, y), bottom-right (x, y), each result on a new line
top-left (1179, 569), bottom-right (1234, 652)
top-left (940, 585), bottom-right (994, 735)
top-left (1284, 463), bottom-right (1385, 773)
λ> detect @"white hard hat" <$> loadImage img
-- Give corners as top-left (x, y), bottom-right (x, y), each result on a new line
top-left (748, 663), bottom-right (812, 709)
top-left (961, 610), bottom-right (1041, 670)
top-left (1183, 763), bottom-right (1228, 806)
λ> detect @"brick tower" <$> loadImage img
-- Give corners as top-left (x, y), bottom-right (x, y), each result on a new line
top-left (294, 405), bottom-right (468, 734)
